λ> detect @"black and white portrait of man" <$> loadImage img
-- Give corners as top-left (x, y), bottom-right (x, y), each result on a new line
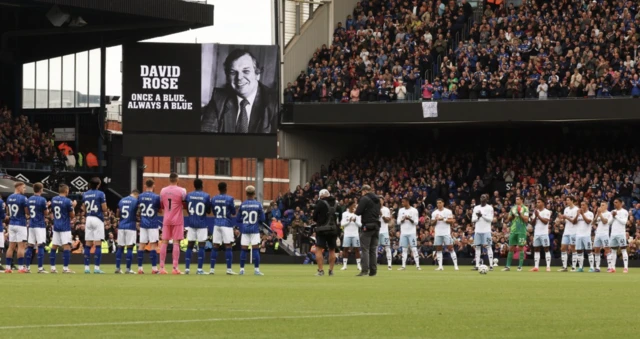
top-left (200, 44), bottom-right (278, 134)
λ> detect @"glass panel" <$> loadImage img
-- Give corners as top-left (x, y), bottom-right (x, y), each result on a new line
top-left (75, 51), bottom-right (88, 107)
top-left (88, 48), bottom-right (101, 107)
top-left (49, 57), bottom-right (62, 108)
top-left (22, 62), bottom-right (35, 109)
top-left (35, 60), bottom-right (49, 108)
top-left (62, 54), bottom-right (75, 107)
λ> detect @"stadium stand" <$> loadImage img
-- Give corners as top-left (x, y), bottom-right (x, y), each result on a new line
top-left (284, 0), bottom-right (640, 102)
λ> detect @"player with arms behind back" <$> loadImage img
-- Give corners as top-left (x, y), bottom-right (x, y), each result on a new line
top-left (83, 177), bottom-right (108, 274)
top-left (210, 182), bottom-right (237, 275)
top-left (5, 182), bottom-right (29, 273)
top-left (160, 173), bottom-right (187, 275)
top-left (432, 198), bottom-right (458, 271)
top-left (137, 179), bottom-right (162, 274)
top-left (237, 185), bottom-right (266, 276)
top-left (472, 194), bottom-right (494, 271)
top-left (592, 202), bottom-right (611, 272)
top-left (50, 184), bottom-right (76, 273)
top-left (185, 179), bottom-right (211, 275)
top-left (529, 198), bottom-right (552, 272)
top-left (503, 196), bottom-right (529, 272)
top-left (115, 190), bottom-right (140, 274)
top-left (609, 198), bottom-right (629, 273)
top-left (379, 200), bottom-right (393, 270)
top-left (26, 183), bottom-right (49, 273)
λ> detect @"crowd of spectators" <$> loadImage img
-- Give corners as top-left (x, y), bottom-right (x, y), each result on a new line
top-left (269, 126), bottom-right (640, 264)
top-left (284, 0), bottom-right (640, 103)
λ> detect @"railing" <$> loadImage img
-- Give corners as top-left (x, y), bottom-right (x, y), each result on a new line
top-left (260, 222), bottom-right (300, 256)
top-left (285, 0), bottom-right (322, 46)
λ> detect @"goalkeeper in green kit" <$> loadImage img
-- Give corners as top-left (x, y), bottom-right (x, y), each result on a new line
top-left (502, 196), bottom-right (529, 272)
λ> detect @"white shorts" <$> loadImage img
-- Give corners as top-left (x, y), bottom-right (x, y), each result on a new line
top-left (241, 233), bottom-right (261, 246)
top-left (379, 232), bottom-right (390, 246)
top-left (213, 226), bottom-right (234, 245)
top-left (85, 216), bottom-right (105, 241)
top-left (8, 225), bottom-right (27, 243)
top-left (593, 234), bottom-right (610, 248)
top-left (117, 229), bottom-right (137, 247)
top-left (343, 235), bottom-right (360, 248)
top-left (187, 227), bottom-right (208, 242)
top-left (434, 234), bottom-right (452, 246)
top-left (52, 231), bottom-right (72, 247)
top-left (533, 234), bottom-right (550, 248)
top-left (400, 234), bottom-right (417, 248)
top-left (575, 236), bottom-right (593, 251)
top-left (0, 231), bottom-right (4, 248)
top-left (139, 228), bottom-right (160, 244)
top-left (28, 228), bottom-right (47, 245)
top-left (610, 234), bottom-right (627, 248)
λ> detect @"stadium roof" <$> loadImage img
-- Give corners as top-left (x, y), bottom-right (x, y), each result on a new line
top-left (0, 0), bottom-right (214, 63)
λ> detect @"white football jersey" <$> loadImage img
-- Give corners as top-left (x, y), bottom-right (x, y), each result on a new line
top-left (610, 208), bottom-right (629, 236)
top-left (432, 208), bottom-right (453, 236)
top-left (533, 208), bottom-right (551, 236)
top-left (472, 204), bottom-right (494, 233)
top-left (341, 211), bottom-right (361, 237)
top-left (563, 206), bottom-right (579, 235)
top-left (595, 211), bottom-right (611, 236)
top-left (575, 210), bottom-right (594, 237)
top-left (397, 207), bottom-right (419, 235)
top-left (379, 206), bottom-right (391, 234)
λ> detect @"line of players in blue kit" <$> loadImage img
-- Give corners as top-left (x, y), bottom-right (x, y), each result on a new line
top-left (0, 177), bottom-right (266, 275)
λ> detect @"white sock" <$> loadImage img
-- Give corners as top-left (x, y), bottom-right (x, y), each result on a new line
top-left (152, 266), bottom-right (157, 271)
top-left (343, 256), bottom-right (348, 267)
top-left (578, 253), bottom-right (584, 269)
top-left (84, 265), bottom-right (89, 271)
top-left (485, 246), bottom-right (493, 267)
top-left (411, 248), bottom-right (420, 267)
top-left (450, 250), bottom-right (458, 268)
top-left (561, 252), bottom-right (568, 269)
top-left (51, 265), bottom-right (56, 271)
top-left (95, 266), bottom-right (100, 270)
top-left (385, 246), bottom-right (392, 266)
top-left (545, 251), bottom-right (551, 268)
top-left (402, 249), bottom-right (408, 268)
top-left (588, 253), bottom-right (594, 269)
top-left (611, 251), bottom-right (617, 269)
top-left (622, 249), bottom-right (629, 269)
top-left (437, 251), bottom-right (443, 268)
top-left (595, 252), bottom-right (601, 269)
top-left (534, 252), bottom-right (540, 268)
top-left (571, 252), bottom-right (577, 269)
top-left (475, 246), bottom-right (482, 267)
top-left (356, 258), bottom-right (361, 267)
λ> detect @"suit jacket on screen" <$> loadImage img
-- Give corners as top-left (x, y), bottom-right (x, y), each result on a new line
top-left (201, 83), bottom-right (278, 134)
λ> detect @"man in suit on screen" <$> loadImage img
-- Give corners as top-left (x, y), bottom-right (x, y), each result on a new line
top-left (201, 49), bottom-right (278, 134)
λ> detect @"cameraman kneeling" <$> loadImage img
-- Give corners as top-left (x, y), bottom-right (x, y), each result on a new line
top-left (312, 189), bottom-right (339, 276)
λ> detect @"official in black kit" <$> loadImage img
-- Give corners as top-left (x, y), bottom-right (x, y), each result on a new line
top-left (355, 185), bottom-right (381, 276)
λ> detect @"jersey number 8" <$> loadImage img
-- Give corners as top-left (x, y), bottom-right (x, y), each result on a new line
top-left (53, 206), bottom-right (62, 219)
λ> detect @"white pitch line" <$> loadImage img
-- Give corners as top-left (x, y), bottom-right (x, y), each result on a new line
top-left (12, 305), bottom-right (319, 314)
top-left (0, 313), bottom-right (391, 330)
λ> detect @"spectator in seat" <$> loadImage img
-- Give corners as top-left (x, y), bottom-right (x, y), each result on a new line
top-left (66, 150), bottom-right (76, 170)
top-left (395, 80), bottom-right (407, 101)
top-left (271, 218), bottom-right (284, 240)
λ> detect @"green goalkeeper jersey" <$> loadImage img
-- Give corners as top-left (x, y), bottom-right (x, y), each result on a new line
top-left (509, 205), bottom-right (529, 235)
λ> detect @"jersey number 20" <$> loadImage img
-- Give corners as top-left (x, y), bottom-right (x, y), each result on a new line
top-left (242, 211), bottom-right (258, 224)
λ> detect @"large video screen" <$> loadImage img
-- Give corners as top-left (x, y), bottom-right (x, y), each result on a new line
top-left (122, 42), bottom-right (278, 158)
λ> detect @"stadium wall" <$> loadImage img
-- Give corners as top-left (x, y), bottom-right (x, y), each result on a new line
top-left (142, 157), bottom-right (289, 200)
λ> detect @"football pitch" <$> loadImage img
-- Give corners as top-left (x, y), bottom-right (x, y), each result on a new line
top-left (2, 264), bottom-right (639, 338)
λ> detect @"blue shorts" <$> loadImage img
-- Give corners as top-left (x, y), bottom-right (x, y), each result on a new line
top-left (533, 235), bottom-right (550, 248)
top-left (561, 234), bottom-right (576, 246)
top-left (379, 233), bottom-right (390, 246)
top-left (343, 236), bottom-right (360, 248)
top-left (474, 232), bottom-right (492, 246)
top-left (400, 234), bottom-right (417, 248)
top-left (434, 235), bottom-right (452, 247)
top-left (609, 234), bottom-right (627, 248)
top-left (575, 236), bottom-right (592, 251)
top-left (593, 235), bottom-right (609, 248)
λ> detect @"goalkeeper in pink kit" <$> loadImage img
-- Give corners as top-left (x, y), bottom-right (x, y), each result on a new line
top-left (160, 173), bottom-right (187, 274)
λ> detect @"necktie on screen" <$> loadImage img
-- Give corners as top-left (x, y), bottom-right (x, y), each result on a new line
top-left (236, 99), bottom-right (249, 133)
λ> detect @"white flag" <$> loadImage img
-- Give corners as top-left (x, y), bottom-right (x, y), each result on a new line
top-left (422, 102), bottom-right (438, 118)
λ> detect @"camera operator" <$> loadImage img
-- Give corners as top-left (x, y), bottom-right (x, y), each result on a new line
top-left (312, 189), bottom-right (339, 276)
top-left (354, 185), bottom-right (381, 277)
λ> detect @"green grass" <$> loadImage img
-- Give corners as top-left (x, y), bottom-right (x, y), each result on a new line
top-left (2, 264), bottom-right (640, 338)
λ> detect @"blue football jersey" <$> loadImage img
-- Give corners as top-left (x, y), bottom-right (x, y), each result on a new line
top-left (28, 195), bottom-right (48, 228)
top-left (7, 193), bottom-right (28, 226)
top-left (236, 199), bottom-right (265, 234)
top-left (83, 189), bottom-right (106, 221)
top-left (186, 190), bottom-right (211, 229)
top-left (51, 196), bottom-right (74, 232)
top-left (0, 198), bottom-right (5, 231)
top-left (118, 196), bottom-right (139, 231)
top-left (138, 191), bottom-right (161, 229)
top-left (211, 194), bottom-right (236, 227)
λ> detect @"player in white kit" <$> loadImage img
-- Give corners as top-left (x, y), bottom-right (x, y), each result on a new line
top-left (608, 198), bottom-right (629, 273)
top-left (574, 201), bottom-right (594, 272)
top-left (396, 197), bottom-right (421, 271)
top-left (592, 202), bottom-right (611, 273)
top-left (379, 201), bottom-right (393, 270)
top-left (471, 194), bottom-right (494, 271)
top-left (558, 197), bottom-right (579, 272)
top-left (529, 197), bottom-right (552, 272)
top-left (340, 201), bottom-right (362, 271)
top-left (431, 199), bottom-right (458, 271)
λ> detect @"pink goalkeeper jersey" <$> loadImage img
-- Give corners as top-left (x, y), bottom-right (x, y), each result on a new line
top-left (160, 185), bottom-right (186, 226)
